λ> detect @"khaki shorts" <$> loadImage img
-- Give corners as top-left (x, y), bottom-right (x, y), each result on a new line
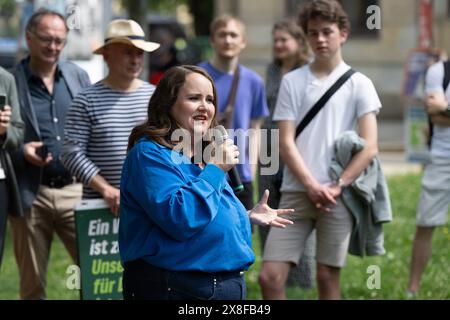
top-left (263, 192), bottom-right (353, 268)
top-left (416, 157), bottom-right (450, 227)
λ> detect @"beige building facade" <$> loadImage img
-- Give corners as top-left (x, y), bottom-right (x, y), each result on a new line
top-left (214, 0), bottom-right (450, 118)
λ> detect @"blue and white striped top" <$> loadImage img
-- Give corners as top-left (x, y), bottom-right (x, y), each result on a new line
top-left (61, 81), bottom-right (154, 199)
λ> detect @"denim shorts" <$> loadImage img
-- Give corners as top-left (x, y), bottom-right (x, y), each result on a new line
top-left (122, 259), bottom-right (246, 300)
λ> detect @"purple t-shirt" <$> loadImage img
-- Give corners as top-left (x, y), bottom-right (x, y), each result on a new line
top-left (199, 62), bottom-right (269, 183)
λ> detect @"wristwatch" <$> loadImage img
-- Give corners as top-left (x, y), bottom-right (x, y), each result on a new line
top-left (335, 178), bottom-right (346, 188)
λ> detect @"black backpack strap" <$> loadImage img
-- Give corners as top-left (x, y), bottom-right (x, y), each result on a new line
top-left (295, 68), bottom-right (356, 139)
top-left (443, 60), bottom-right (450, 91)
top-left (428, 60), bottom-right (450, 147)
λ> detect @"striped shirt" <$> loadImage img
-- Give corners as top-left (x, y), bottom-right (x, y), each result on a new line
top-left (61, 81), bottom-right (154, 199)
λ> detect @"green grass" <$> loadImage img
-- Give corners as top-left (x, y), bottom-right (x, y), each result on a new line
top-left (0, 173), bottom-right (448, 299)
top-left (0, 225), bottom-right (79, 300)
top-left (246, 173), bottom-right (450, 300)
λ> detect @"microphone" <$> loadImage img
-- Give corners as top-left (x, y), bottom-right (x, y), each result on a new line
top-left (215, 125), bottom-right (244, 194)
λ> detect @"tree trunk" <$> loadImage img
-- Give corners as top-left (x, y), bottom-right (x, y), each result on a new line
top-left (125, 0), bottom-right (149, 80)
top-left (126, 0), bottom-right (147, 27)
top-left (188, 0), bottom-right (214, 36)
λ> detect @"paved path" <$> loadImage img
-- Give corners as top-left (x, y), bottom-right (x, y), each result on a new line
top-left (379, 151), bottom-right (422, 177)
top-left (378, 119), bottom-right (423, 176)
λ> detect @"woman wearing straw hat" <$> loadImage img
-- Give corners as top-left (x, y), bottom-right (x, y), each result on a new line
top-left (61, 19), bottom-right (160, 215)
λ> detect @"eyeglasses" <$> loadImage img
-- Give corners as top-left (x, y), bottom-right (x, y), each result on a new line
top-left (29, 31), bottom-right (67, 47)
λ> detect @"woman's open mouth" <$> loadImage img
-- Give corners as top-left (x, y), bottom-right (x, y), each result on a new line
top-left (193, 115), bottom-right (208, 122)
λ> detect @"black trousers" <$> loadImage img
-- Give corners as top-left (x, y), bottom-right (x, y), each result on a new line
top-left (123, 259), bottom-right (246, 300)
top-left (0, 180), bottom-right (9, 266)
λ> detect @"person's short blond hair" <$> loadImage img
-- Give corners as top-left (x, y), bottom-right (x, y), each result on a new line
top-left (210, 14), bottom-right (246, 36)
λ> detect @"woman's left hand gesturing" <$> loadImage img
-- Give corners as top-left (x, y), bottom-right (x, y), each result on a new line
top-left (248, 189), bottom-right (294, 228)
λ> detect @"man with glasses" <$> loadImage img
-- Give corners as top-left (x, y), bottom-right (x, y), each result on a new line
top-left (9, 8), bottom-right (90, 299)
top-left (29, 31), bottom-right (67, 47)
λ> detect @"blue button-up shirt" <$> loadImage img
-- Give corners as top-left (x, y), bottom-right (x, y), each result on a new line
top-left (119, 138), bottom-right (255, 272)
top-left (24, 60), bottom-right (72, 178)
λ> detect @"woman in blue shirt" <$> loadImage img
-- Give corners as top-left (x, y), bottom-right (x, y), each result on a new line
top-left (119, 65), bottom-right (293, 300)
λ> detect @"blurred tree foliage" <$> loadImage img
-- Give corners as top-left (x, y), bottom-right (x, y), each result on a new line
top-left (120, 0), bottom-right (187, 16)
top-left (121, 0), bottom-right (214, 36)
top-left (0, 0), bottom-right (15, 17)
top-left (0, 0), bottom-right (16, 37)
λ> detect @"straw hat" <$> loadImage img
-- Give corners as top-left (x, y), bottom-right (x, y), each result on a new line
top-left (93, 19), bottom-right (160, 54)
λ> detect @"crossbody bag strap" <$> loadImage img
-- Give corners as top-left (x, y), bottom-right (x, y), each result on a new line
top-left (295, 68), bottom-right (356, 139)
top-left (219, 66), bottom-right (240, 129)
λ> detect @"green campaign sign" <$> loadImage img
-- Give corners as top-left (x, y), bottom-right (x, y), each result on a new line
top-left (75, 199), bottom-right (123, 300)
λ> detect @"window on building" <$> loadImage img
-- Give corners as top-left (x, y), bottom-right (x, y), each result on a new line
top-left (285, 0), bottom-right (308, 20)
top-left (340, 0), bottom-right (379, 38)
top-left (285, 0), bottom-right (380, 39)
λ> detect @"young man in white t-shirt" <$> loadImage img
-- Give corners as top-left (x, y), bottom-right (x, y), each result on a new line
top-left (407, 60), bottom-right (450, 296)
top-left (258, 0), bottom-right (381, 300)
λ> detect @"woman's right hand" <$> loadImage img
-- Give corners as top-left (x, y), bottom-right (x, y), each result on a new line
top-left (209, 138), bottom-right (239, 172)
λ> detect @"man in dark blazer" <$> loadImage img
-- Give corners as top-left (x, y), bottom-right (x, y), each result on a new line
top-left (10, 8), bottom-right (90, 299)
top-left (0, 66), bottom-right (24, 267)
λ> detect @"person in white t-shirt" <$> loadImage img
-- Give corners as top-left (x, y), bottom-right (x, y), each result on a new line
top-left (258, 0), bottom-right (381, 300)
top-left (407, 60), bottom-right (450, 296)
